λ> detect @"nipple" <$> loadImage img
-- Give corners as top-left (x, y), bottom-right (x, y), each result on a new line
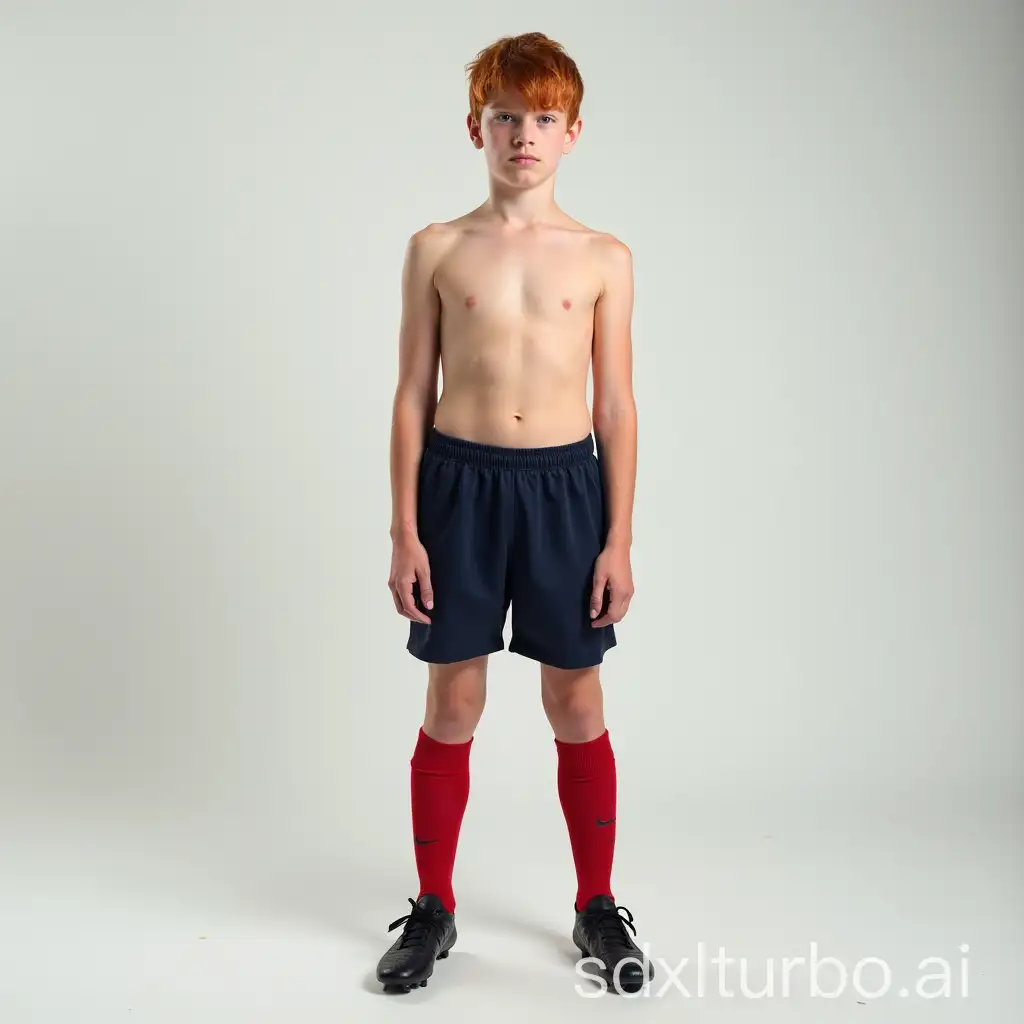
top-left (562, 298), bottom-right (572, 310)
top-left (465, 295), bottom-right (477, 308)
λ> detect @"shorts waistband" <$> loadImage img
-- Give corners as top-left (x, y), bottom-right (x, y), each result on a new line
top-left (426, 429), bottom-right (595, 470)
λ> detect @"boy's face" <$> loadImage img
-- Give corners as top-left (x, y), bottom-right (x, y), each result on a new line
top-left (468, 89), bottom-right (581, 187)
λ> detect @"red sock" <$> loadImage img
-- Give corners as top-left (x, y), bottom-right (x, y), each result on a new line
top-left (410, 727), bottom-right (472, 913)
top-left (555, 729), bottom-right (616, 910)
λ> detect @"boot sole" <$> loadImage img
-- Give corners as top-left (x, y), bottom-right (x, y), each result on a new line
top-left (575, 944), bottom-right (649, 994)
top-left (379, 942), bottom-right (454, 992)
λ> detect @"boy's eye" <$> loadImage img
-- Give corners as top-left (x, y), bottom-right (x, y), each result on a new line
top-left (493, 112), bottom-right (556, 124)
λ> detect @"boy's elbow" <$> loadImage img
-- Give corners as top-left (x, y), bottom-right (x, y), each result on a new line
top-left (394, 375), bottom-right (437, 411)
top-left (593, 396), bottom-right (636, 436)
top-left (392, 386), bottom-right (435, 429)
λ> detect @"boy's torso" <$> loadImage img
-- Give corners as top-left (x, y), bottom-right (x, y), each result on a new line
top-left (427, 212), bottom-right (612, 449)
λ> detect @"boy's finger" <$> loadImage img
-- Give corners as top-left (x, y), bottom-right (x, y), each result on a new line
top-left (593, 584), bottom-right (629, 626)
top-left (417, 567), bottom-right (434, 610)
top-left (400, 581), bottom-right (430, 624)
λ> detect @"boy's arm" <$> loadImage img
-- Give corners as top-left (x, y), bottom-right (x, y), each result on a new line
top-left (589, 236), bottom-right (637, 626)
top-left (592, 237), bottom-right (637, 548)
top-left (389, 227), bottom-right (443, 542)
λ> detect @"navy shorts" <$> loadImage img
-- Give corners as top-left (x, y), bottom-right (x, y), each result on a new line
top-left (407, 429), bottom-right (616, 669)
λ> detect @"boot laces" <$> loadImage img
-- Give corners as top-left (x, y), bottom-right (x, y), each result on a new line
top-left (595, 903), bottom-right (637, 944)
top-left (387, 898), bottom-right (443, 949)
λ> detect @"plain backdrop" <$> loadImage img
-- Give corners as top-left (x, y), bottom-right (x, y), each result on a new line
top-left (0, 2), bottom-right (1021, 1020)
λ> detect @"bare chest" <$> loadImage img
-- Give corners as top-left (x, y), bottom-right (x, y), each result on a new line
top-left (436, 236), bottom-right (602, 325)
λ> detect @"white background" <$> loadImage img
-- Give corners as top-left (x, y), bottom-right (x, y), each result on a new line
top-left (1, 2), bottom-right (1020, 1020)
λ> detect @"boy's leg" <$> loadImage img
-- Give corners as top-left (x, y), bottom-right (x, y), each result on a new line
top-left (542, 664), bottom-right (616, 909)
top-left (377, 658), bottom-right (485, 990)
top-left (411, 657), bottom-right (487, 911)
top-left (507, 439), bottom-right (652, 991)
top-left (506, 440), bottom-right (618, 907)
top-left (379, 432), bottom-right (511, 991)
top-left (544, 665), bottom-right (653, 992)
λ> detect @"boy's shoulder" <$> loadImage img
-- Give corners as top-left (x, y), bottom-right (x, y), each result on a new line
top-left (408, 212), bottom-right (630, 266)
top-left (406, 218), bottom-right (463, 254)
top-left (545, 217), bottom-right (634, 280)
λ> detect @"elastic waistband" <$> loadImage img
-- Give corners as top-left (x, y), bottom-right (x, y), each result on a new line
top-left (426, 429), bottom-right (594, 470)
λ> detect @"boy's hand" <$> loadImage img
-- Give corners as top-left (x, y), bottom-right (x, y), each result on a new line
top-left (590, 543), bottom-right (634, 627)
top-left (388, 536), bottom-right (433, 624)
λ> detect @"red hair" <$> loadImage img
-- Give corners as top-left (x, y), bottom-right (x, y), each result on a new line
top-left (466, 32), bottom-right (584, 125)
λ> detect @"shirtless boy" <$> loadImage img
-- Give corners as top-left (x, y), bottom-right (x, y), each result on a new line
top-left (377, 32), bottom-right (653, 994)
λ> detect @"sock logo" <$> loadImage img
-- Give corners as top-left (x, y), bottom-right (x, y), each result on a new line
top-left (596, 817), bottom-right (616, 827)
top-left (414, 836), bottom-right (439, 845)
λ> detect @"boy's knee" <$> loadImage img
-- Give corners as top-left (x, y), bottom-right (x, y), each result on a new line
top-left (424, 659), bottom-right (487, 741)
top-left (425, 693), bottom-right (483, 739)
top-left (541, 666), bottom-right (604, 740)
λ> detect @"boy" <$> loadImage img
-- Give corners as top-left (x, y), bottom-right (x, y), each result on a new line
top-left (377, 32), bottom-right (653, 994)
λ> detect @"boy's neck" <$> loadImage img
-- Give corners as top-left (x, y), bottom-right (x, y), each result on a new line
top-left (483, 176), bottom-right (563, 228)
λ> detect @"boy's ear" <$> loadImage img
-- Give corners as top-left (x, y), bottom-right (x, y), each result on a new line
top-left (563, 117), bottom-right (583, 153)
top-left (467, 113), bottom-right (484, 149)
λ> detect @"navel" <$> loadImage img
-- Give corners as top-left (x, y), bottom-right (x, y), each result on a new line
top-left (562, 298), bottom-right (572, 310)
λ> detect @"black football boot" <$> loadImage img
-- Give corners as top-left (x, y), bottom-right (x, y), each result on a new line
top-left (375, 894), bottom-right (457, 992)
top-left (573, 894), bottom-right (654, 994)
